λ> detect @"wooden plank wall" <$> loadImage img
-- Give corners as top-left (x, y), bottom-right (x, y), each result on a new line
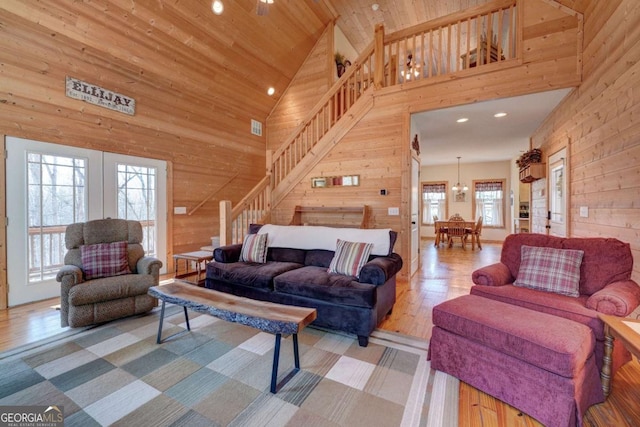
top-left (531, 0), bottom-right (640, 283)
top-left (266, 24), bottom-right (333, 152)
top-left (0, 2), bottom-right (275, 268)
top-left (271, 0), bottom-right (583, 278)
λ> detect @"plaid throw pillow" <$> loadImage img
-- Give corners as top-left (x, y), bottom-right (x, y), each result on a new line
top-left (239, 233), bottom-right (268, 263)
top-left (81, 241), bottom-right (131, 280)
top-left (328, 239), bottom-right (373, 278)
top-left (515, 245), bottom-right (584, 297)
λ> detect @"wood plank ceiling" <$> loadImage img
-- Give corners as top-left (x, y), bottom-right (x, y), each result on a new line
top-left (329, 0), bottom-right (591, 53)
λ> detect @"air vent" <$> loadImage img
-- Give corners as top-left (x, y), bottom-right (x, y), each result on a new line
top-left (251, 119), bottom-right (263, 136)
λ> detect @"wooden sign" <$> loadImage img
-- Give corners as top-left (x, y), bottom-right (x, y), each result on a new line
top-left (65, 76), bottom-right (135, 115)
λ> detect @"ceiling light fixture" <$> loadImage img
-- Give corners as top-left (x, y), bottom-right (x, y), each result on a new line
top-left (452, 157), bottom-right (468, 193)
top-left (257, 0), bottom-right (274, 16)
top-left (494, 112), bottom-right (507, 118)
top-left (404, 53), bottom-right (421, 80)
top-left (267, 87), bottom-right (275, 96)
top-left (211, 0), bottom-right (224, 15)
top-left (456, 117), bottom-right (469, 123)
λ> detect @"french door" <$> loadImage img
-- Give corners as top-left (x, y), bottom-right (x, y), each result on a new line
top-left (547, 148), bottom-right (568, 237)
top-left (6, 137), bottom-right (167, 306)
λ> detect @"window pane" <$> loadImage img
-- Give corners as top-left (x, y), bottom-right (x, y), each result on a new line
top-left (27, 152), bottom-right (87, 283)
top-left (474, 180), bottom-right (504, 227)
top-left (117, 163), bottom-right (157, 256)
top-left (422, 182), bottom-right (447, 224)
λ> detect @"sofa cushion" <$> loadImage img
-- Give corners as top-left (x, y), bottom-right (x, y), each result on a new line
top-left (304, 249), bottom-right (335, 268)
top-left (206, 260), bottom-right (303, 290)
top-left (240, 233), bottom-right (268, 263)
top-left (433, 294), bottom-right (595, 378)
top-left (274, 266), bottom-right (376, 308)
top-left (267, 247), bottom-right (307, 264)
top-left (470, 285), bottom-right (603, 340)
top-left (562, 238), bottom-right (633, 295)
top-left (328, 239), bottom-right (373, 278)
top-left (81, 241), bottom-right (132, 280)
top-left (515, 245), bottom-right (583, 297)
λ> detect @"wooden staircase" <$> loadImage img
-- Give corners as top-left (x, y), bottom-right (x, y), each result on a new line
top-left (220, 0), bottom-right (519, 244)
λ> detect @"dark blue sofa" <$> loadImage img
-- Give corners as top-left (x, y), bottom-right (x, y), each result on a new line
top-left (205, 224), bottom-right (403, 346)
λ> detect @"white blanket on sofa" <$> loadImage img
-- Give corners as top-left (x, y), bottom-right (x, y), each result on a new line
top-left (258, 224), bottom-right (392, 256)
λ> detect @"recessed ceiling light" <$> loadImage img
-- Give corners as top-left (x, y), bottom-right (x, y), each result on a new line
top-left (456, 117), bottom-right (469, 123)
top-left (211, 0), bottom-right (224, 15)
top-left (494, 112), bottom-right (507, 118)
top-left (267, 87), bottom-right (275, 96)
top-left (372, 4), bottom-right (380, 12)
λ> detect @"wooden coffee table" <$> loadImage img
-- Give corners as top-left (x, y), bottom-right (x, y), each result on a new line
top-left (148, 281), bottom-right (317, 393)
top-left (599, 314), bottom-right (640, 397)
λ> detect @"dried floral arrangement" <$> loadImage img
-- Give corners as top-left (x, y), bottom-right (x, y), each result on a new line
top-left (516, 148), bottom-right (542, 169)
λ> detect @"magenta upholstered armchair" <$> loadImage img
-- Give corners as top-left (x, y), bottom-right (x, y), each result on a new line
top-left (471, 233), bottom-right (640, 378)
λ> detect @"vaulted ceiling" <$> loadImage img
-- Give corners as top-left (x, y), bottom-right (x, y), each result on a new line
top-left (1, 0), bottom-right (590, 147)
top-left (329, 0), bottom-right (590, 53)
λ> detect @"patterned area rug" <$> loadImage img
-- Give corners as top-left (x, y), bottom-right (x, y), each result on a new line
top-left (0, 305), bottom-right (459, 426)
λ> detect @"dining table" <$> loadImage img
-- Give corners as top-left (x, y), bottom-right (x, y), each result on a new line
top-left (434, 219), bottom-right (477, 248)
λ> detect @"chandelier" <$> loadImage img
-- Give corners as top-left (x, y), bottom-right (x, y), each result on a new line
top-left (404, 53), bottom-right (421, 80)
top-left (452, 157), bottom-right (468, 193)
top-left (257, 0), bottom-right (274, 15)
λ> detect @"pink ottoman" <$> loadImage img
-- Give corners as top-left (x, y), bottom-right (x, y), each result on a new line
top-left (428, 294), bottom-right (604, 427)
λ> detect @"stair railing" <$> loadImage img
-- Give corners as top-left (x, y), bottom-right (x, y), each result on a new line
top-left (220, 0), bottom-right (519, 244)
top-left (271, 42), bottom-right (377, 189)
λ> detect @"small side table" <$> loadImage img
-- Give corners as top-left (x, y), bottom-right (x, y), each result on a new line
top-left (173, 250), bottom-right (213, 286)
top-left (599, 314), bottom-right (640, 397)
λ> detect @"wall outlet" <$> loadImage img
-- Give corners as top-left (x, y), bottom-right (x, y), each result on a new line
top-left (174, 206), bottom-right (187, 214)
top-left (388, 207), bottom-right (399, 216)
top-left (579, 206), bottom-right (589, 218)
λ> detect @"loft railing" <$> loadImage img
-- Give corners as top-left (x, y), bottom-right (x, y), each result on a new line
top-left (379, 0), bottom-right (518, 86)
top-left (220, 0), bottom-right (519, 244)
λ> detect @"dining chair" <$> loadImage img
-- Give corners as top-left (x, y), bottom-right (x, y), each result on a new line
top-left (466, 216), bottom-right (483, 250)
top-left (447, 215), bottom-right (467, 249)
top-left (433, 215), bottom-right (448, 246)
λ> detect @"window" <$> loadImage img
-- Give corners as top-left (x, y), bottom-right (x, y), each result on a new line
top-left (473, 179), bottom-right (505, 227)
top-left (7, 137), bottom-right (167, 306)
top-left (422, 182), bottom-right (447, 225)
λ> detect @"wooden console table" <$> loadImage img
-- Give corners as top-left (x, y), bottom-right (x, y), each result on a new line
top-left (599, 314), bottom-right (640, 397)
top-left (290, 205), bottom-right (371, 228)
top-left (149, 281), bottom-right (317, 393)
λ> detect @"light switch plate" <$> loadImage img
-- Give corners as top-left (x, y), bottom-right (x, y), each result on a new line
top-left (174, 207), bottom-right (187, 214)
top-left (579, 206), bottom-right (588, 218)
top-left (388, 207), bottom-right (399, 216)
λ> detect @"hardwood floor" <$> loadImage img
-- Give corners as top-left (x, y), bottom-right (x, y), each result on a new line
top-left (1, 240), bottom-right (639, 425)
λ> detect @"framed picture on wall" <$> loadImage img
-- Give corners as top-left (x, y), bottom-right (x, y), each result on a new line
top-left (455, 192), bottom-right (466, 202)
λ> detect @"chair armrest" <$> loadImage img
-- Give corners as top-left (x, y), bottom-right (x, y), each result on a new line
top-left (56, 265), bottom-right (84, 286)
top-left (214, 244), bottom-right (243, 263)
top-left (56, 265), bottom-right (84, 328)
top-left (586, 280), bottom-right (640, 316)
top-left (359, 253), bottom-right (403, 286)
top-left (137, 256), bottom-right (163, 280)
top-left (472, 263), bottom-right (514, 286)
